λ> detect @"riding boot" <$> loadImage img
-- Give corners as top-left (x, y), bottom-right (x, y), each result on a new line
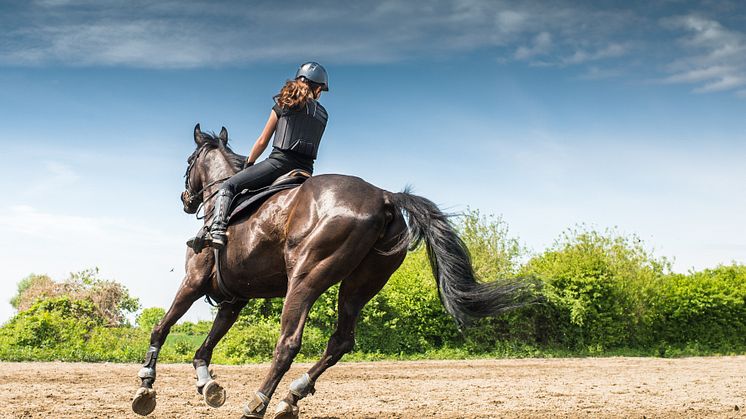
top-left (208, 189), bottom-right (233, 250)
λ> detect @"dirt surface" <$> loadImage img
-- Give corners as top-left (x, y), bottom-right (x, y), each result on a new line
top-left (0, 357), bottom-right (744, 418)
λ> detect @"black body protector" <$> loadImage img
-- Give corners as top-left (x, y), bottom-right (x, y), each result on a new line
top-left (273, 99), bottom-right (328, 159)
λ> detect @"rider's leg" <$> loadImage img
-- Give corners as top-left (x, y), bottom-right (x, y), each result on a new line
top-left (208, 158), bottom-right (296, 248)
top-left (207, 188), bottom-right (233, 249)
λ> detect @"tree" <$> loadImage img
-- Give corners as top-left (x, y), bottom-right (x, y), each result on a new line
top-left (10, 274), bottom-right (53, 310)
top-left (10, 268), bottom-right (140, 326)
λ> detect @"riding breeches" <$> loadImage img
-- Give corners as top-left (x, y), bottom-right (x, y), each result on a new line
top-left (220, 150), bottom-right (313, 195)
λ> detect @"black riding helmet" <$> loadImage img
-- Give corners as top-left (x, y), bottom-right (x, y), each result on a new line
top-left (295, 62), bottom-right (329, 91)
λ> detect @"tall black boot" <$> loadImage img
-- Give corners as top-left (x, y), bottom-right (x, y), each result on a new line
top-left (207, 189), bottom-right (233, 250)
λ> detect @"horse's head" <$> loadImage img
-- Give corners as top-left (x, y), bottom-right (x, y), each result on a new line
top-left (181, 123), bottom-right (233, 214)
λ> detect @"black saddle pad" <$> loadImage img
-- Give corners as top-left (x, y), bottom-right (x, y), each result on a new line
top-left (227, 176), bottom-right (308, 224)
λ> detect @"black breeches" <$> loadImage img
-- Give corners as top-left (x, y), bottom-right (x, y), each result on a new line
top-left (221, 157), bottom-right (305, 194)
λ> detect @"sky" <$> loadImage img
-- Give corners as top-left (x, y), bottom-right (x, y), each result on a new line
top-left (0, 0), bottom-right (745, 324)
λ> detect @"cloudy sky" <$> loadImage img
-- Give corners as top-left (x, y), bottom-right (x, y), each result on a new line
top-left (1, 0), bottom-right (744, 324)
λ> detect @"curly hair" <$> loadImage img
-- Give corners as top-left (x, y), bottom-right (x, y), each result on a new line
top-left (274, 78), bottom-right (321, 109)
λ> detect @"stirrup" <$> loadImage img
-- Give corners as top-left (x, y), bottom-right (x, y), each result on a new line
top-left (186, 226), bottom-right (212, 253)
top-left (186, 235), bottom-right (206, 253)
top-left (188, 231), bottom-right (225, 252)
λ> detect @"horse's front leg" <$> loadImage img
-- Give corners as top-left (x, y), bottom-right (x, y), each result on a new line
top-left (193, 300), bottom-right (246, 408)
top-left (132, 276), bottom-right (204, 416)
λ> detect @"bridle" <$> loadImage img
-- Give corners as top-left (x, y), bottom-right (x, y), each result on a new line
top-left (182, 145), bottom-right (230, 220)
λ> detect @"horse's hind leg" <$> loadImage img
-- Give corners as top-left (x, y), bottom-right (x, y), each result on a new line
top-left (132, 254), bottom-right (209, 416)
top-left (274, 248), bottom-right (406, 419)
top-left (241, 281), bottom-right (323, 418)
top-left (193, 300), bottom-right (246, 408)
top-left (243, 234), bottom-right (381, 417)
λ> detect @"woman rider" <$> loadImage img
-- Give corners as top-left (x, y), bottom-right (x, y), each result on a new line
top-left (188, 62), bottom-right (329, 252)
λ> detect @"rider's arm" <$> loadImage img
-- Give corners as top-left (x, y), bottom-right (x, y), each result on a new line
top-left (246, 110), bottom-right (279, 165)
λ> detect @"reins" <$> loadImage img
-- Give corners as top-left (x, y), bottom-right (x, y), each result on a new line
top-left (192, 177), bottom-right (230, 221)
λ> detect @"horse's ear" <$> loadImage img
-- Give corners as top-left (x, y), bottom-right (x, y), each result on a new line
top-left (194, 123), bottom-right (205, 145)
top-left (219, 126), bottom-right (228, 144)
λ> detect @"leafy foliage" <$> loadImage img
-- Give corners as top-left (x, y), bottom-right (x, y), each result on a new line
top-left (2, 212), bottom-right (745, 363)
top-left (648, 265), bottom-right (746, 351)
top-left (9, 268), bottom-right (140, 326)
top-left (137, 307), bottom-right (165, 331)
top-left (519, 228), bottom-right (670, 351)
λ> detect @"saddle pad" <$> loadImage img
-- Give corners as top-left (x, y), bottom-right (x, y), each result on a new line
top-left (227, 181), bottom-right (304, 224)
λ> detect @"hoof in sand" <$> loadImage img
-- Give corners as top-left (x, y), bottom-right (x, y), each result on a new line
top-left (132, 387), bottom-right (157, 416)
top-left (273, 400), bottom-right (299, 419)
top-left (203, 380), bottom-right (227, 408)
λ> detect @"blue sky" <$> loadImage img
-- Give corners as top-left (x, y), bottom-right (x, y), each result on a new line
top-left (1, 0), bottom-right (745, 324)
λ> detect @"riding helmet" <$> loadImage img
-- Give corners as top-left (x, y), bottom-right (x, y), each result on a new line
top-left (295, 62), bottom-right (329, 91)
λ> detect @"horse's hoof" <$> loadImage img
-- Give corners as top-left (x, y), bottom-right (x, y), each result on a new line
top-left (272, 400), bottom-right (299, 419)
top-left (132, 387), bottom-right (157, 416)
top-left (203, 380), bottom-right (227, 408)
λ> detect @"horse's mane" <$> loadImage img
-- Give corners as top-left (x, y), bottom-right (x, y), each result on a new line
top-left (190, 132), bottom-right (246, 173)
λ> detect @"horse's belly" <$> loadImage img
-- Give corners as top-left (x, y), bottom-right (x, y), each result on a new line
top-left (221, 237), bottom-right (288, 298)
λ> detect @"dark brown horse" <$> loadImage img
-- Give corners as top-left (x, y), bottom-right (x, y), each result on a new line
top-left (131, 124), bottom-right (532, 418)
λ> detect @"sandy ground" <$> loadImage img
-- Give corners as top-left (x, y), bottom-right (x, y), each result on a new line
top-left (0, 357), bottom-right (744, 418)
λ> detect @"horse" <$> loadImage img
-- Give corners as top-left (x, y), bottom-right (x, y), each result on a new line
top-left (131, 124), bottom-right (534, 418)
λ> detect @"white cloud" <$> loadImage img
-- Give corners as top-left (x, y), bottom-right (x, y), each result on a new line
top-left (560, 43), bottom-right (629, 65)
top-left (0, 205), bottom-right (176, 247)
top-left (496, 10), bottom-right (530, 34)
top-left (3, 3), bottom-right (743, 96)
top-left (0, 0), bottom-right (635, 69)
top-left (579, 65), bottom-right (624, 80)
top-left (514, 32), bottom-right (552, 60)
top-left (22, 161), bottom-right (81, 196)
top-left (45, 161), bottom-right (79, 182)
top-left (660, 14), bottom-right (746, 95)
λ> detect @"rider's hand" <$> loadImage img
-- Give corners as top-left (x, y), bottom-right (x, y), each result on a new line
top-left (244, 159), bottom-right (254, 169)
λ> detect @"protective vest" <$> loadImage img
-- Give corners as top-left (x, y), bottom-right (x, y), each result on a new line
top-left (273, 99), bottom-right (328, 159)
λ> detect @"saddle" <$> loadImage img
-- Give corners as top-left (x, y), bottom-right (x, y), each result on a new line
top-left (227, 169), bottom-right (311, 224)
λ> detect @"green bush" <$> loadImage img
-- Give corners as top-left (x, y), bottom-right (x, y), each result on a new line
top-left (2, 212), bottom-right (745, 363)
top-left (356, 248), bottom-right (460, 354)
top-left (214, 320), bottom-right (327, 363)
top-left (520, 227), bottom-right (668, 351)
top-left (171, 320), bottom-right (213, 335)
top-left (137, 307), bottom-right (165, 331)
top-left (650, 265), bottom-right (746, 351)
top-left (83, 327), bottom-right (148, 362)
top-left (9, 268), bottom-right (140, 326)
top-left (0, 297), bottom-right (103, 361)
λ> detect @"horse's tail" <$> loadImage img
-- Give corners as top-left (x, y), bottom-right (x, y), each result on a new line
top-left (389, 189), bottom-right (538, 328)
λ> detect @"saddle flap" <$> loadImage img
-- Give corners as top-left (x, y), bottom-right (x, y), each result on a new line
top-left (227, 172), bottom-right (311, 223)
